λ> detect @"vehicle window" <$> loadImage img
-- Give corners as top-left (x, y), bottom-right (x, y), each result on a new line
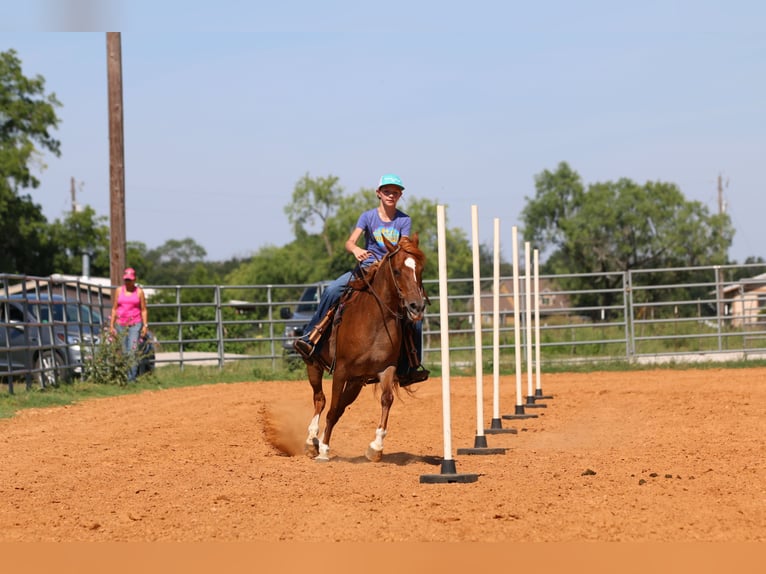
top-left (296, 287), bottom-right (319, 314)
top-left (39, 304), bottom-right (65, 322)
top-left (90, 308), bottom-right (103, 324)
top-left (65, 304), bottom-right (80, 322)
top-left (9, 305), bottom-right (25, 323)
top-left (70, 304), bottom-right (102, 324)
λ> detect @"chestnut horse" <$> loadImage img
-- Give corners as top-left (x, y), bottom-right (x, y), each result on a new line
top-left (301, 234), bottom-right (427, 462)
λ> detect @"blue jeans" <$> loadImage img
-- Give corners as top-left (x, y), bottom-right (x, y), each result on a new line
top-left (302, 271), bottom-right (353, 337)
top-left (116, 322), bottom-right (143, 382)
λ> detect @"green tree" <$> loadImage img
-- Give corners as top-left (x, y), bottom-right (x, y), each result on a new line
top-left (522, 162), bottom-right (734, 315)
top-left (0, 49), bottom-right (62, 274)
top-left (48, 206), bottom-right (110, 276)
top-left (284, 173), bottom-right (344, 259)
top-left (144, 237), bottom-right (208, 285)
top-left (125, 241), bottom-right (152, 284)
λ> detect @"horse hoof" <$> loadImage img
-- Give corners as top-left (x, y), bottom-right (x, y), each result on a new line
top-left (365, 445), bottom-right (383, 462)
top-left (314, 453), bottom-right (331, 462)
top-left (304, 440), bottom-right (319, 458)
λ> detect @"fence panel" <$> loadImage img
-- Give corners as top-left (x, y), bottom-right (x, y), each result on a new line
top-left (3, 262), bottom-right (766, 391)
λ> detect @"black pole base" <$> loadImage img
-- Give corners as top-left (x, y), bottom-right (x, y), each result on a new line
top-left (420, 459), bottom-right (479, 483)
top-left (485, 417), bottom-right (517, 433)
top-left (524, 395), bottom-right (548, 408)
top-left (502, 403), bottom-right (539, 420)
top-left (502, 413), bottom-right (538, 420)
top-left (486, 417), bottom-right (517, 433)
top-left (456, 434), bottom-right (508, 455)
top-left (535, 388), bottom-right (554, 400)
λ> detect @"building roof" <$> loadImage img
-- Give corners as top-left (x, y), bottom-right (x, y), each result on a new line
top-left (721, 272), bottom-right (766, 295)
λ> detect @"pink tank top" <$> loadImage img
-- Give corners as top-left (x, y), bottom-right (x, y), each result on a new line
top-left (116, 287), bottom-right (142, 326)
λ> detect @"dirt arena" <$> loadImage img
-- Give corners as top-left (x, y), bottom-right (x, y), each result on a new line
top-left (0, 367), bottom-right (764, 543)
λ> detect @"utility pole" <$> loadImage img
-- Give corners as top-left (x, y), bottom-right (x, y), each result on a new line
top-left (70, 176), bottom-right (76, 213)
top-left (717, 172), bottom-right (729, 265)
top-left (107, 32), bottom-right (126, 287)
top-left (718, 173), bottom-right (726, 215)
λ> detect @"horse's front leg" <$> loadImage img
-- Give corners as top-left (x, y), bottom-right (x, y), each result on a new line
top-left (366, 365), bottom-right (396, 462)
top-left (305, 363), bottom-right (325, 458)
top-left (316, 370), bottom-right (363, 461)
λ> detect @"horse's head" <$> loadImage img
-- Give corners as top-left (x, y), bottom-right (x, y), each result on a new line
top-left (383, 233), bottom-right (427, 322)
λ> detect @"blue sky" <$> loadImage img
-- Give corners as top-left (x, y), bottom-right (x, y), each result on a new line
top-left (3, 1), bottom-right (765, 263)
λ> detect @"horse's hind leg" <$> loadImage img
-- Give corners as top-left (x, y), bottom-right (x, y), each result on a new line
top-left (305, 363), bottom-right (326, 458)
top-left (366, 367), bottom-right (396, 462)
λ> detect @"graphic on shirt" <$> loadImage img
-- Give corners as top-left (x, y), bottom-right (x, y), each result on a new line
top-left (373, 225), bottom-right (401, 248)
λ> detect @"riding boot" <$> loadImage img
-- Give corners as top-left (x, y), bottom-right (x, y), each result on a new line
top-left (397, 322), bottom-right (430, 387)
top-left (294, 307), bottom-right (335, 360)
top-left (308, 307), bottom-right (334, 346)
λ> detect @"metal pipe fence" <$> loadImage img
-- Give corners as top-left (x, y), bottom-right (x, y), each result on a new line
top-left (3, 262), bottom-right (766, 391)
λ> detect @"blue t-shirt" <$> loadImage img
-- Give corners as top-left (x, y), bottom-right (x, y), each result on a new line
top-left (355, 207), bottom-right (412, 265)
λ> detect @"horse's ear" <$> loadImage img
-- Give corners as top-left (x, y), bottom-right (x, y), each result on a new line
top-left (382, 235), bottom-right (396, 252)
top-left (410, 233), bottom-right (419, 248)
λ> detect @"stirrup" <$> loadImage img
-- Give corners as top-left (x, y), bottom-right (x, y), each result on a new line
top-left (293, 338), bottom-right (315, 362)
top-left (398, 367), bottom-right (430, 387)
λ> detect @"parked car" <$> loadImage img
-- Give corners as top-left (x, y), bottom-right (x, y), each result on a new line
top-left (280, 282), bottom-right (328, 356)
top-left (0, 294), bottom-right (103, 388)
top-left (2, 297), bottom-right (66, 388)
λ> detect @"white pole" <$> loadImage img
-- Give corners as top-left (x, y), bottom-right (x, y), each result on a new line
top-left (492, 218), bottom-right (501, 421)
top-left (525, 241), bottom-right (533, 399)
top-left (512, 226), bottom-right (523, 407)
top-left (534, 249), bottom-right (542, 394)
top-left (437, 205), bottom-right (453, 460)
top-left (470, 205), bottom-right (484, 436)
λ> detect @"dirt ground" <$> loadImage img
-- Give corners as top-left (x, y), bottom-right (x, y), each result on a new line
top-left (0, 367), bottom-right (764, 543)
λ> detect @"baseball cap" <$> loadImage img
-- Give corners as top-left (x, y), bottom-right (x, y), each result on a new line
top-left (123, 267), bottom-right (136, 280)
top-left (378, 174), bottom-right (405, 190)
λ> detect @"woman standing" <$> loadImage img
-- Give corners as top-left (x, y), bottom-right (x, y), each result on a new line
top-left (110, 267), bottom-right (149, 382)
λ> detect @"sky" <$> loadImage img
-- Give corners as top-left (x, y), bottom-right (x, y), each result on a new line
top-left (3, 1), bottom-right (765, 264)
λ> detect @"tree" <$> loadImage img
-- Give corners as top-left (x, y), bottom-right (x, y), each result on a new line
top-left (522, 162), bottom-right (734, 314)
top-left (48, 206), bottom-right (110, 276)
top-left (0, 49), bottom-right (62, 274)
top-left (144, 237), bottom-right (208, 285)
top-left (284, 173), bottom-right (344, 259)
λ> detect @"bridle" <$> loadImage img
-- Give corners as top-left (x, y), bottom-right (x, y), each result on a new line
top-left (358, 244), bottom-right (425, 321)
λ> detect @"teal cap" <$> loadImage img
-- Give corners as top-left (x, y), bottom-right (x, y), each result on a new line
top-left (378, 173), bottom-right (405, 190)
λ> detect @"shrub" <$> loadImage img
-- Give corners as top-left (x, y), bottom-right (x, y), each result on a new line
top-left (82, 333), bottom-right (152, 386)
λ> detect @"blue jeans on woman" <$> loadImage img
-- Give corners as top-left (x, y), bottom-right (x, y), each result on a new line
top-left (116, 322), bottom-right (143, 382)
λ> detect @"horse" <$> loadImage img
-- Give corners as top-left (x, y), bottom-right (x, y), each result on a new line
top-left (301, 234), bottom-right (427, 462)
